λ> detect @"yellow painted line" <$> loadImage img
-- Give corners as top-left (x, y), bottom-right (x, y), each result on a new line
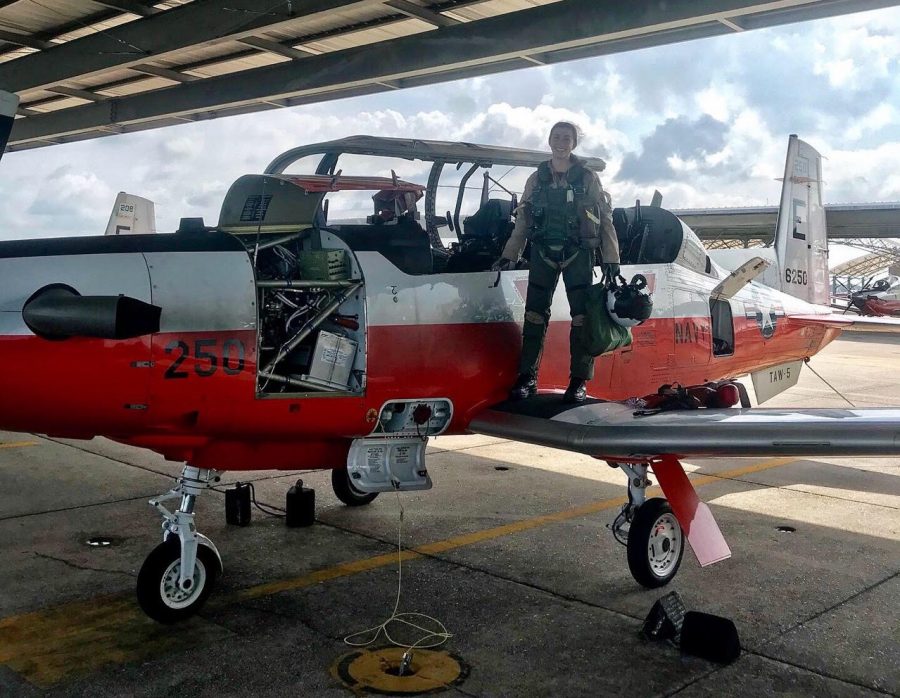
top-left (234, 456), bottom-right (796, 600)
top-left (0, 595), bottom-right (232, 687)
top-left (0, 441), bottom-right (39, 450)
top-left (689, 457), bottom-right (798, 486)
top-left (0, 455), bottom-right (798, 687)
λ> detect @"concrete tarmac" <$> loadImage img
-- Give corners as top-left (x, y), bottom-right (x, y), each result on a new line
top-left (0, 333), bottom-right (898, 697)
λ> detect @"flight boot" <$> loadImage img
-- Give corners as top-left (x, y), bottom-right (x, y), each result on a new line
top-left (562, 378), bottom-right (587, 404)
top-left (508, 373), bottom-right (537, 401)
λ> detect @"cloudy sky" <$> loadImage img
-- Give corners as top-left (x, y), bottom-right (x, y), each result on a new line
top-left (1, 4), bottom-right (898, 242)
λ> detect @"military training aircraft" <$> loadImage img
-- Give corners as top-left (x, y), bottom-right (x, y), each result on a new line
top-left (105, 192), bottom-right (157, 237)
top-left (2, 85), bottom-right (899, 623)
top-left (848, 275), bottom-right (900, 316)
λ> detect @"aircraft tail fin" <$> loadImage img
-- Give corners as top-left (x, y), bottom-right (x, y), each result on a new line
top-left (105, 192), bottom-right (157, 235)
top-left (1, 90), bottom-right (19, 162)
top-left (773, 135), bottom-right (829, 305)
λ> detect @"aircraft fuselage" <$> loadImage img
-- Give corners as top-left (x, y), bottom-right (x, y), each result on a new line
top-left (0, 230), bottom-right (840, 471)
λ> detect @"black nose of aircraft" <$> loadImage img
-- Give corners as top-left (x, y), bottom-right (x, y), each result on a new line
top-left (849, 292), bottom-right (869, 311)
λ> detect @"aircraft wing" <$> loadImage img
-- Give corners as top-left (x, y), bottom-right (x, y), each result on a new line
top-left (468, 395), bottom-right (900, 460)
top-left (792, 313), bottom-right (900, 333)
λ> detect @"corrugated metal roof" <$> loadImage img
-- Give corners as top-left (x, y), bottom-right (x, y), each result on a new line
top-left (832, 242), bottom-right (900, 276)
top-left (3, 0), bottom-right (898, 151)
top-left (303, 17), bottom-right (433, 53)
top-left (446, 0), bottom-right (560, 22)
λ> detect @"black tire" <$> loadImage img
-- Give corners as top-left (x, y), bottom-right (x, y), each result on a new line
top-left (136, 539), bottom-right (221, 624)
top-left (331, 468), bottom-right (379, 506)
top-left (626, 497), bottom-right (684, 588)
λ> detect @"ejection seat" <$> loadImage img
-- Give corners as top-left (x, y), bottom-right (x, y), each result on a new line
top-left (445, 198), bottom-right (514, 273)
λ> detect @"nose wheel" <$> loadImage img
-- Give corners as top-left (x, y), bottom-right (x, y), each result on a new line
top-left (138, 465), bottom-right (223, 623)
top-left (626, 497), bottom-right (684, 588)
top-left (137, 538), bottom-right (221, 624)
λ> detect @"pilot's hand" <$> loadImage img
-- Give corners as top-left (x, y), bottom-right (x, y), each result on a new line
top-left (601, 262), bottom-right (620, 280)
top-left (491, 258), bottom-right (513, 272)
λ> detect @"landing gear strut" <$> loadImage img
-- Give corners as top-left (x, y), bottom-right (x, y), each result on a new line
top-left (137, 465), bottom-right (223, 623)
top-left (611, 462), bottom-right (684, 588)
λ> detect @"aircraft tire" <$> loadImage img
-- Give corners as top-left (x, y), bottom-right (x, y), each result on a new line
top-left (331, 468), bottom-right (379, 506)
top-left (136, 538), bottom-right (221, 624)
top-left (627, 497), bottom-right (684, 588)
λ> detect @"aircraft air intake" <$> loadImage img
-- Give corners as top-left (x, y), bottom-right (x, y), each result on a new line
top-left (22, 285), bottom-right (162, 340)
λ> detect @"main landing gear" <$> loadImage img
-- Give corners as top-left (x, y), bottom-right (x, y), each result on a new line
top-left (610, 462), bottom-right (684, 588)
top-left (137, 466), bottom-right (223, 624)
top-left (331, 467), bottom-right (379, 506)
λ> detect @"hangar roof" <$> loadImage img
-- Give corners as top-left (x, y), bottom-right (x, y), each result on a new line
top-left (676, 203), bottom-right (900, 243)
top-left (830, 241), bottom-right (900, 277)
top-left (4, 0), bottom-right (898, 151)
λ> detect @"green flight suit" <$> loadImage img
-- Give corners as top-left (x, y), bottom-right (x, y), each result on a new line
top-left (501, 156), bottom-right (618, 381)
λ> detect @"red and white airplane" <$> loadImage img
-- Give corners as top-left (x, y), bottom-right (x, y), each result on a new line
top-left (848, 275), bottom-right (900, 316)
top-left (2, 89), bottom-right (899, 623)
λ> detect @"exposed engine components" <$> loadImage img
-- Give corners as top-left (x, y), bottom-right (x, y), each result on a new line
top-left (240, 231), bottom-right (365, 395)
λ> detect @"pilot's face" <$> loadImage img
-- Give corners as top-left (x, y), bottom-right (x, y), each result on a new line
top-left (549, 127), bottom-right (576, 159)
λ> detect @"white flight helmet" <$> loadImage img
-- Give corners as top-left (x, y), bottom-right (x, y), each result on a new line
top-left (607, 274), bottom-right (653, 328)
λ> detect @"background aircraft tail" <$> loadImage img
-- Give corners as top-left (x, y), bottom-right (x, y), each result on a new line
top-left (1, 90), bottom-right (19, 162)
top-left (105, 192), bottom-right (157, 235)
top-left (773, 135), bottom-right (829, 305)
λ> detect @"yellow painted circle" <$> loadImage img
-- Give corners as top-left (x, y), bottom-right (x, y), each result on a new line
top-left (331, 647), bottom-right (467, 695)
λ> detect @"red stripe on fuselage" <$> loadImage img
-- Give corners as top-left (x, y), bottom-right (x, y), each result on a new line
top-left (0, 314), bottom-right (839, 469)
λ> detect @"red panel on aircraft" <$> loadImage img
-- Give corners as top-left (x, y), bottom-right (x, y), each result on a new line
top-left (652, 455), bottom-right (731, 567)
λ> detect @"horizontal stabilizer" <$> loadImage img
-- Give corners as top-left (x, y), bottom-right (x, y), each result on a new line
top-left (792, 314), bottom-right (900, 333)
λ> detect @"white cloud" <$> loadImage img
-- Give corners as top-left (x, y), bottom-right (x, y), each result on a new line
top-left (1, 6), bottom-right (898, 239)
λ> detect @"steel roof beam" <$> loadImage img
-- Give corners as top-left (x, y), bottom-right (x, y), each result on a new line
top-left (384, 0), bottom-right (459, 27)
top-left (237, 36), bottom-right (319, 59)
top-left (9, 0), bottom-right (900, 148)
top-left (45, 86), bottom-right (108, 102)
top-left (0, 0), bottom-right (388, 94)
top-left (93, 0), bottom-right (161, 17)
top-left (0, 29), bottom-right (54, 51)
top-left (130, 63), bottom-right (200, 82)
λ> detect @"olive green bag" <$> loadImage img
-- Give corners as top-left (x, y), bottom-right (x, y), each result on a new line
top-left (584, 281), bottom-right (632, 357)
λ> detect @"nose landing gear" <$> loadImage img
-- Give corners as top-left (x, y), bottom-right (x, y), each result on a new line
top-left (137, 466), bottom-right (223, 624)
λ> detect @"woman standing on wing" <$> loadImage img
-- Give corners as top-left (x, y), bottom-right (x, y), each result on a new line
top-left (493, 121), bottom-right (620, 403)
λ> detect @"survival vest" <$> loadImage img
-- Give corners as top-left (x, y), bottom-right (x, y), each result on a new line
top-left (525, 157), bottom-right (603, 249)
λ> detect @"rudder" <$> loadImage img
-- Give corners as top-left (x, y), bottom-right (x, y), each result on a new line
top-left (774, 135), bottom-right (829, 305)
